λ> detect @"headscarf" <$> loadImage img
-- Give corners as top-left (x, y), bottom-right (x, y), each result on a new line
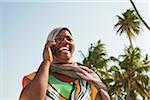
top-left (47, 27), bottom-right (108, 99)
top-left (47, 27), bottom-right (72, 42)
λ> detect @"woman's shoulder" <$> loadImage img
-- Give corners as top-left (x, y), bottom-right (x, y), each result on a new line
top-left (25, 72), bottom-right (36, 80)
top-left (22, 72), bottom-right (36, 88)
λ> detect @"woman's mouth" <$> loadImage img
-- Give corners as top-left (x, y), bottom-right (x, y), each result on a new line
top-left (59, 47), bottom-right (70, 52)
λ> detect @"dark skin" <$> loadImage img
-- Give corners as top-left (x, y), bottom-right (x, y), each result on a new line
top-left (19, 29), bottom-right (110, 100)
top-left (53, 29), bottom-right (74, 62)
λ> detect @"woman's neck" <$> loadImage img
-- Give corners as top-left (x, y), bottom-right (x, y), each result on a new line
top-left (53, 56), bottom-right (73, 64)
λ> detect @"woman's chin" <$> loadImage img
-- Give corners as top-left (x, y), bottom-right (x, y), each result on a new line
top-left (57, 53), bottom-right (71, 61)
top-left (61, 54), bottom-right (71, 60)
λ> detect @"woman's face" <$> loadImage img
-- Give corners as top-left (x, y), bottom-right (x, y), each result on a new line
top-left (53, 29), bottom-right (74, 61)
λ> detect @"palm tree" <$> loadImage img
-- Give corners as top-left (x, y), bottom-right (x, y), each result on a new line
top-left (129, 0), bottom-right (150, 31)
top-left (81, 40), bottom-right (107, 70)
top-left (79, 40), bottom-right (111, 85)
top-left (113, 46), bottom-right (150, 99)
top-left (114, 9), bottom-right (141, 48)
top-left (79, 40), bottom-right (150, 99)
top-left (105, 46), bottom-right (150, 100)
top-left (105, 56), bottom-right (125, 100)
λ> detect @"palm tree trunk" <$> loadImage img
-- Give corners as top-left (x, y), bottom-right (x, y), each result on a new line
top-left (129, 0), bottom-right (150, 31)
top-left (127, 33), bottom-right (133, 49)
top-left (127, 79), bottom-right (131, 100)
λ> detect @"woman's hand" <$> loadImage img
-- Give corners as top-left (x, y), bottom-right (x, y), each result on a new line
top-left (19, 40), bottom-right (56, 100)
top-left (43, 40), bottom-right (56, 63)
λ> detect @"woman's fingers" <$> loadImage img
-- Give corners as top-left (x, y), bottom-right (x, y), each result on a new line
top-left (43, 40), bottom-right (56, 63)
top-left (47, 40), bottom-right (56, 47)
top-left (44, 40), bottom-right (56, 52)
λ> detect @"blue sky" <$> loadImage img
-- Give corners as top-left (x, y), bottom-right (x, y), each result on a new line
top-left (0, 0), bottom-right (149, 99)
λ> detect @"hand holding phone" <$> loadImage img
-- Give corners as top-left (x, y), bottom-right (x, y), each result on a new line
top-left (43, 40), bottom-right (56, 63)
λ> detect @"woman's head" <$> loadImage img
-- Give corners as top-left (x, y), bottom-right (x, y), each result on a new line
top-left (47, 27), bottom-right (75, 62)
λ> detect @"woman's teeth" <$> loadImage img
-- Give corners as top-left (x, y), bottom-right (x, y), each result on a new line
top-left (59, 47), bottom-right (69, 51)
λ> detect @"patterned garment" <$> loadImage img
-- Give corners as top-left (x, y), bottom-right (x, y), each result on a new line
top-left (22, 72), bottom-right (98, 100)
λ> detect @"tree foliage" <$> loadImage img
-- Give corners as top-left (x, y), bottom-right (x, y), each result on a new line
top-left (114, 9), bottom-right (141, 48)
top-left (80, 43), bottom-right (150, 99)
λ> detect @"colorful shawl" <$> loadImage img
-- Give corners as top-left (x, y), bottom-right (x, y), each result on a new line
top-left (22, 72), bottom-right (99, 100)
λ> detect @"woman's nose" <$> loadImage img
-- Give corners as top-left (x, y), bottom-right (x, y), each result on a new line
top-left (62, 38), bottom-right (69, 44)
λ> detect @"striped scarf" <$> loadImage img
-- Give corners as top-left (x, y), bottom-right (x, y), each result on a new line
top-left (49, 62), bottom-right (107, 99)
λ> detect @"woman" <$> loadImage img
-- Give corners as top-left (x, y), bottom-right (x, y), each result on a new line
top-left (19, 27), bottom-right (110, 100)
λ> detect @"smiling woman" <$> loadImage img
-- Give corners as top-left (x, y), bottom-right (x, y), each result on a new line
top-left (53, 29), bottom-right (74, 62)
top-left (19, 27), bottom-right (110, 100)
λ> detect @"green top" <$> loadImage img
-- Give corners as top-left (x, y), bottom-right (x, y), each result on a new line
top-left (48, 75), bottom-right (73, 99)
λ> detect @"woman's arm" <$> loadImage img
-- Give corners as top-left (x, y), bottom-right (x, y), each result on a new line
top-left (19, 41), bottom-right (55, 100)
top-left (19, 61), bottom-right (50, 100)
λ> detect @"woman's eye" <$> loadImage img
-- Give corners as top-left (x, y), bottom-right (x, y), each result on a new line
top-left (56, 37), bottom-right (62, 41)
top-left (66, 36), bottom-right (72, 41)
top-left (55, 36), bottom-right (72, 42)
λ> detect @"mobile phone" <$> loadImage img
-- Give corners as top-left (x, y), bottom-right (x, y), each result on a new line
top-left (50, 45), bottom-right (55, 54)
